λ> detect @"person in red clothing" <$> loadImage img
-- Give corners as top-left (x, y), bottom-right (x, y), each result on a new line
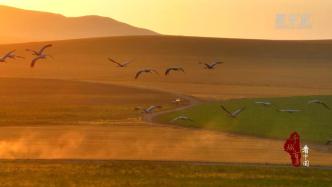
top-left (284, 132), bottom-right (302, 167)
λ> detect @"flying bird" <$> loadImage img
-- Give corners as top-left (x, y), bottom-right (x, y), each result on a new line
top-left (172, 98), bottom-right (184, 105)
top-left (134, 105), bottom-right (162, 114)
top-left (135, 69), bottom-right (159, 79)
top-left (108, 58), bottom-right (132, 67)
top-left (165, 67), bottom-right (185, 76)
top-left (7, 51), bottom-right (25, 60)
top-left (278, 109), bottom-right (302, 113)
top-left (220, 105), bottom-right (246, 118)
top-left (143, 105), bottom-right (162, 114)
top-left (30, 54), bottom-right (49, 68)
top-left (255, 101), bottom-right (278, 108)
top-left (170, 115), bottom-right (193, 122)
top-left (0, 50), bottom-right (16, 62)
top-left (199, 61), bottom-right (224, 69)
top-left (308, 100), bottom-right (330, 110)
top-left (26, 44), bottom-right (53, 56)
top-left (255, 101), bottom-right (272, 106)
top-left (9, 55), bottom-right (25, 60)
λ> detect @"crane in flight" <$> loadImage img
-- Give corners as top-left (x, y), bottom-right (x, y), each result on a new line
top-left (170, 115), bottom-right (193, 122)
top-left (255, 101), bottom-right (279, 109)
top-left (220, 105), bottom-right (246, 118)
top-left (165, 67), bottom-right (185, 76)
top-left (199, 61), bottom-right (224, 69)
top-left (172, 98), bottom-right (184, 105)
top-left (134, 105), bottom-right (162, 114)
top-left (135, 69), bottom-right (159, 79)
top-left (108, 58), bottom-right (132, 67)
top-left (26, 44), bottom-right (53, 56)
top-left (8, 51), bottom-right (25, 60)
top-left (308, 99), bottom-right (330, 110)
top-left (143, 105), bottom-right (162, 114)
top-left (255, 101), bottom-right (273, 107)
top-left (0, 50), bottom-right (16, 63)
top-left (278, 109), bottom-right (302, 114)
top-left (30, 54), bottom-right (51, 68)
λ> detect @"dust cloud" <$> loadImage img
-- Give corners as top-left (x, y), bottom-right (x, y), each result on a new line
top-left (0, 124), bottom-right (330, 165)
top-left (0, 131), bottom-right (85, 159)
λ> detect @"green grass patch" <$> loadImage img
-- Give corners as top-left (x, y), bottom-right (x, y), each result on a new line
top-left (157, 95), bottom-right (332, 144)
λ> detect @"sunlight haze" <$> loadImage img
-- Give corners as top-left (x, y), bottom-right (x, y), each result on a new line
top-left (0, 0), bottom-right (332, 39)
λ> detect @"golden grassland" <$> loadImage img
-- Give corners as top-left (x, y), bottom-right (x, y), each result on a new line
top-left (0, 78), bottom-right (329, 165)
top-left (0, 36), bottom-right (331, 185)
top-left (0, 78), bottom-right (175, 125)
top-left (0, 36), bottom-right (331, 99)
top-left (0, 160), bottom-right (331, 187)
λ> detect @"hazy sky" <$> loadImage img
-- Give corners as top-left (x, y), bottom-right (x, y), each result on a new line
top-left (1, 0), bottom-right (332, 39)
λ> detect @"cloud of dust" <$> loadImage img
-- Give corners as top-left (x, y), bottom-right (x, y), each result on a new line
top-left (0, 126), bottom-right (225, 161)
top-left (0, 124), bottom-right (291, 164)
top-left (0, 131), bottom-right (85, 159)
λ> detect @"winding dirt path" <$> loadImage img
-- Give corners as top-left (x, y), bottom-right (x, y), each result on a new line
top-left (143, 93), bottom-right (202, 122)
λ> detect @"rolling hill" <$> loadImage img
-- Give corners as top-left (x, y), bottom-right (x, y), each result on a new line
top-left (0, 77), bottom-right (174, 125)
top-left (0, 35), bottom-right (332, 99)
top-left (0, 5), bottom-right (158, 44)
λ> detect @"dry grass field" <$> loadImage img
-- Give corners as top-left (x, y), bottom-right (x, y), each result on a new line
top-left (0, 36), bottom-right (330, 163)
top-left (0, 36), bottom-right (331, 99)
top-left (0, 78), bottom-right (176, 126)
top-left (0, 160), bottom-right (331, 187)
top-left (0, 36), bottom-right (331, 186)
top-left (0, 78), bottom-right (329, 166)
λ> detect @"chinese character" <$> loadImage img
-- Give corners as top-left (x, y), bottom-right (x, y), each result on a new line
top-left (288, 14), bottom-right (298, 28)
top-left (302, 145), bottom-right (309, 155)
top-left (276, 14), bottom-right (286, 28)
top-left (275, 13), bottom-right (311, 29)
top-left (300, 14), bottom-right (311, 28)
top-left (302, 145), bottom-right (310, 167)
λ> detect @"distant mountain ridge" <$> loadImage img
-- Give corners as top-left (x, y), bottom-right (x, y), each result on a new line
top-left (0, 5), bottom-right (158, 44)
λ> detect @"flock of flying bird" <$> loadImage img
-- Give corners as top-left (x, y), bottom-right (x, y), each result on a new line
top-left (0, 44), bottom-right (53, 68)
top-left (1, 44), bottom-right (223, 74)
top-left (165, 99), bottom-right (332, 144)
top-left (107, 58), bottom-right (228, 121)
top-left (1, 44), bottom-right (331, 144)
top-left (166, 99), bottom-right (330, 121)
top-left (220, 99), bottom-right (330, 118)
top-left (0, 44), bottom-right (223, 116)
top-left (108, 58), bottom-right (223, 79)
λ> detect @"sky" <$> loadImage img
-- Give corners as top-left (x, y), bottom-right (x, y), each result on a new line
top-left (0, 0), bottom-right (332, 39)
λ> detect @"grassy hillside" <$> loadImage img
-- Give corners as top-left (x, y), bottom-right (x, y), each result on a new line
top-left (0, 160), bottom-right (331, 187)
top-left (0, 36), bottom-right (331, 98)
top-left (0, 78), bottom-right (174, 126)
top-left (157, 95), bottom-right (332, 144)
